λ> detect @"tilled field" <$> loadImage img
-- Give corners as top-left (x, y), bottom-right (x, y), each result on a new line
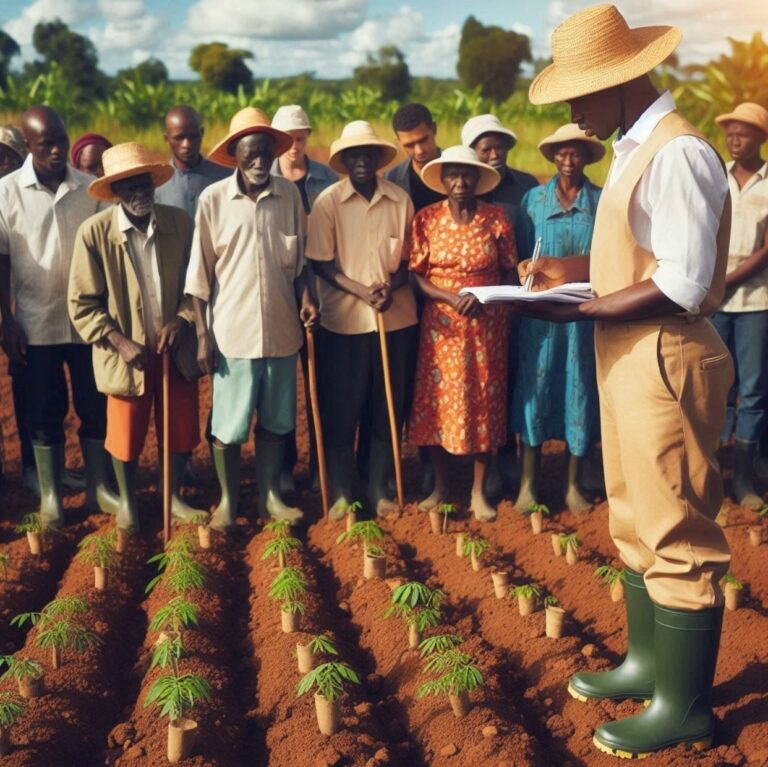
top-left (0, 364), bottom-right (766, 767)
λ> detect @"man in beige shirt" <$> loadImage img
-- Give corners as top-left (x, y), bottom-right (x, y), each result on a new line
top-left (711, 102), bottom-right (768, 508)
top-left (307, 121), bottom-right (418, 519)
top-left (185, 108), bottom-right (318, 531)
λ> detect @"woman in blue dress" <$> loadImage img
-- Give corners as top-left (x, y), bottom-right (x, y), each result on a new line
top-left (511, 124), bottom-right (605, 512)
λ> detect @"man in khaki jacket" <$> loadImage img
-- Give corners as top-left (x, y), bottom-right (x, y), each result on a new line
top-left (69, 143), bottom-right (203, 531)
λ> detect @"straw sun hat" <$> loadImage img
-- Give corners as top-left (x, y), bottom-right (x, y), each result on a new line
top-left (88, 142), bottom-right (173, 202)
top-left (272, 105), bottom-right (312, 133)
top-left (529, 4), bottom-right (681, 106)
top-left (715, 103), bottom-right (768, 137)
top-left (421, 145), bottom-right (500, 195)
top-left (327, 120), bottom-right (397, 175)
top-left (538, 123), bottom-right (606, 164)
top-left (209, 107), bottom-right (293, 168)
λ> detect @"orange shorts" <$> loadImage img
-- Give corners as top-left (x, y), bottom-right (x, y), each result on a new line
top-left (105, 354), bottom-right (199, 462)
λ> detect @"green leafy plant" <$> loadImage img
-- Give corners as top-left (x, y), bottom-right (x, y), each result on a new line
top-left (336, 520), bottom-right (385, 556)
top-left (757, 505), bottom-right (768, 520)
top-left (296, 661), bottom-right (360, 701)
top-left (0, 691), bottom-right (25, 733)
top-left (385, 581), bottom-right (445, 634)
top-left (149, 597), bottom-right (199, 635)
top-left (261, 536), bottom-right (303, 568)
top-left (418, 634), bottom-right (464, 657)
top-left (269, 567), bottom-right (308, 603)
top-left (306, 634), bottom-right (338, 658)
top-left (558, 533), bottom-right (581, 554)
top-left (15, 513), bottom-right (52, 536)
top-left (150, 633), bottom-right (184, 673)
top-left (543, 595), bottom-right (560, 609)
top-left (0, 655), bottom-right (43, 683)
top-left (264, 519), bottom-right (292, 538)
top-left (523, 502), bottom-right (550, 517)
top-left (145, 673), bottom-right (212, 724)
top-left (146, 542), bottom-right (207, 594)
top-left (76, 530), bottom-right (117, 569)
top-left (344, 500), bottom-right (362, 518)
top-left (436, 503), bottom-right (457, 534)
top-left (416, 648), bottom-right (484, 698)
top-left (510, 583), bottom-right (541, 600)
top-left (722, 573), bottom-right (744, 590)
top-left (462, 535), bottom-right (490, 560)
top-left (595, 565), bottom-right (626, 587)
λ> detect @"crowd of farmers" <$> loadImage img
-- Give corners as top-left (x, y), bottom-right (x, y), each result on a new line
top-left (0, 4), bottom-right (764, 759)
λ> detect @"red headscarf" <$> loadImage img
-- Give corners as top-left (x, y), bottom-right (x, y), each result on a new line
top-left (71, 133), bottom-right (113, 169)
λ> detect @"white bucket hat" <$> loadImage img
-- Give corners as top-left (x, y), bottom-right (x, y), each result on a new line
top-left (328, 121), bottom-right (398, 175)
top-left (461, 114), bottom-right (518, 150)
top-left (421, 145), bottom-right (501, 195)
top-left (272, 105), bottom-right (312, 133)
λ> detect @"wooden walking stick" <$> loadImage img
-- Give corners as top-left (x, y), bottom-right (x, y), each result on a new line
top-left (375, 311), bottom-right (404, 508)
top-left (162, 352), bottom-right (171, 544)
top-left (304, 323), bottom-right (330, 520)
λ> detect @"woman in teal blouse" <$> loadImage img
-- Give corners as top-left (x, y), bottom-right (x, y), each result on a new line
top-left (511, 124), bottom-right (605, 512)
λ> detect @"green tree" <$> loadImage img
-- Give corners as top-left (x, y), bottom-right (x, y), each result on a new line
top-left (32, 20), bottom-right (106, 97)
top-left (0, 30), bottom-right (20, 87)
top-left (117, 57), bottom-right (169, 86)
top-left (354, 45), bottom-right (411, 102)
top-left (457, 15), bottom-right (531, 102)
top-left (189, 42), bottom-right (253, 93)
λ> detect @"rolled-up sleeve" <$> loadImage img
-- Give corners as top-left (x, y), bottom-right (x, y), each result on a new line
top-left (645, 137), bottom-right (728, 313)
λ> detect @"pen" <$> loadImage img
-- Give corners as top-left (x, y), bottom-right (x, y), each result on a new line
top-left (524, 237), bottom-right (543, 292)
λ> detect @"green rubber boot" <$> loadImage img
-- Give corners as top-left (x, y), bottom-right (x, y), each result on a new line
top-left (593, 603), bottom-right (723, 758)
top-left (80, 439), bottom-right (120, 515)
top-left (112, 458), bottom-right (139, 531)
top-left (210, 444), bottom-right (240, 532)
top-left (33, 444), bottom-right (65, 527)
top-left (569, 569), bottom-right (655, 702)
top-left (255, 436), bottom-right (303, 524)
top-left (368, 436), bottom-right (398, 518)
top-left (165, 453), bottom-right (206, 523)
top-left (327, 444), bottom-right (355, 520)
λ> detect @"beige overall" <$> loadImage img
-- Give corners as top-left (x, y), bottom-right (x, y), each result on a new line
top-left (591, 112), bottom-right (734, 610)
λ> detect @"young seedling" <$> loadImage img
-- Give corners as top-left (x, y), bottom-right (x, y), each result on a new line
top-left (595, 565), bottom-right (626, 602)
top-left (543, 595), bottom-right (565, 638)
top-left (428, 502), bottom-right (457, 535)
top-left (384, 581), bottom-right (445, 648)
top-left (416, 647), bottom-right (484, 718)
top-left (462, 535), bottom-right (490, 572)
top-left (145, 669), bottom-right (212, 764)
top-left (12, 596), bottom-right (102, 669)
top-left (149, 597), bottom-right (199, 636)
top-left (510, 583), bottom-right (540, 616)
top-left (150, 633), bottom-right (184, 675)
top-left (343, 501), bottom-right (362, 532)
top-left (296, 633), bottom-right (338, 674)
top-left (722, 573), bottom-right (745, 611)
top-left (261, 536), bottom-right (303, 569)
top-left (296, 661), bottom-right (360, 735)
top-left (0, 655), bottom-right (44, 698)
top-left (337, 520), bottom-right (386, 578)
top-left (418, 633), bottom-right (464, 657)
top-left (264, 519), bottom-right (292, 539)
top-left (189, 513), bottom-right (211, 549)
top-left (269, 567), bottom-right (309, 633)
top-left (15, 513), bottom-right (52, 556)
top-left (146, 543), bottom-right (207, 595)
top-left (559, 533), bottom-right (581, 564)
top-left (0, 692), bottom-right (25, 756)
top-left (524, 502), bottom-right (550, 534)
top-left (76, 530), bottom-right (117, 591)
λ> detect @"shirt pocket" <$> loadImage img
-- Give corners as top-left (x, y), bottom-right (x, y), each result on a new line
top-left (274, 233), bottom-right (299, 275)
top-left (383, 236), bottom-right (403, 274)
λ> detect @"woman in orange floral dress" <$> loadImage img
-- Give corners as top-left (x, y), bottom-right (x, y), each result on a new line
top-left (408, 146), bottom-right (516, 521)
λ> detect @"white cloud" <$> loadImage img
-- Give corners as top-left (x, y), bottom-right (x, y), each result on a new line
top-left (184, 0), bottom-right (366, 41)
top-left (545, 0), bottom-right (768, 64)
top-left (4, 0), bottom-right (96, 45)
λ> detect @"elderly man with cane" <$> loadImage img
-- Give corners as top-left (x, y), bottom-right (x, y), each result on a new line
top-left (69, 143), bottom-right (204, 531)
top-left (520, 4), bottom-right (733, 758)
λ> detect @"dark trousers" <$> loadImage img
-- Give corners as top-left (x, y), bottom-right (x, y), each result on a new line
top-left (9, 360), bottom-right (34, 469)
top-left (316, 326), bottom-right (418, 450)
top-left (25, 344), bottom-right (107, 446)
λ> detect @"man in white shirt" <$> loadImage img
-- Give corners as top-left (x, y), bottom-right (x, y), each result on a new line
top-left (711, 103), bottom-right (768, 509)
top-left (0, 106), bottom-right (117, 525)
top-left (522, 5), bottom-right (732, 758)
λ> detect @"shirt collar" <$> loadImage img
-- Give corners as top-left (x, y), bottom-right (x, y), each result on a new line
top-left (339, 176), bottom-right (399, 205)
top-left (613, 90), bottom-right (675, 156)
top-left (19, 154), bottom-right (82, 194)
top-left (117, 203), bottom-right (156, 238)
top-left (543, 175), bottom-right (595, 218)
top-left (727, 160), bottom-right (768, 181)
top-left (228, 171), bottom-right (281, 201)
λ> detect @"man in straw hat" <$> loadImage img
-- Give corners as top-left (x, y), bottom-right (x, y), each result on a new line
top-left (69, 142), bottom-right (205, 531)
top-left (521, 4), bottom-right (733, 758)
top-left (185, 107), bottom-right (319, 530)
top-left (0, 106), bottom-right (118, 526)
top-left (306, 120), bottom-right (418, 519)
top-left (710, 103), bottom-right (768, 509)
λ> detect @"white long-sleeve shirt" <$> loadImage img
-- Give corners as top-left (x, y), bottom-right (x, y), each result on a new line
top-left (607, 91), bottom-right (728, 313)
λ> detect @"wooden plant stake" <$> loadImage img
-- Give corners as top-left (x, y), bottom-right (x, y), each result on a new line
top-left (162, 352), bottom-right (171, 545)
top-left (305, 324), bottom-right (330, 519)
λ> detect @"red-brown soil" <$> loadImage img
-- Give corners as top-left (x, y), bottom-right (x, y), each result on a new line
top-left (0, 355), bottom-right (766, 766)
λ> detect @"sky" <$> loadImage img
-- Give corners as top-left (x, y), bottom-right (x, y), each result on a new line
top-left (1, 0), bottom-right (767, 81)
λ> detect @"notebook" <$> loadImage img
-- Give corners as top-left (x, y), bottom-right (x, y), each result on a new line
top-left (458, 283), bottom-right (595, 305)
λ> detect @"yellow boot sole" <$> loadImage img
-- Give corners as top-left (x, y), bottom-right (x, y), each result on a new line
top-left (593, 735), bottom-right (712, 759)
top-left (568, 682), bottom-right (652, 705)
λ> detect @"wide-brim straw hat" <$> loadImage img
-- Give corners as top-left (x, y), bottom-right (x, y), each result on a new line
top-left (715, 102), bottom-right (768, 137)
top-left (88, 142), bottom-right (173, 202)
top-left (529, 4), bottom-right (681, 106)
top-left (272, 105), bottom-right (312, 133)
top-left (208, 107), bottom-right (293, 168)
top-left (461, 114), bottom-right (517, 150)
top-left (538, 123), bottom-right (606, 164)
top-left (328, 120), bottom-right (398, 175)
top-left (421, 145), bottom-right (501, 195)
